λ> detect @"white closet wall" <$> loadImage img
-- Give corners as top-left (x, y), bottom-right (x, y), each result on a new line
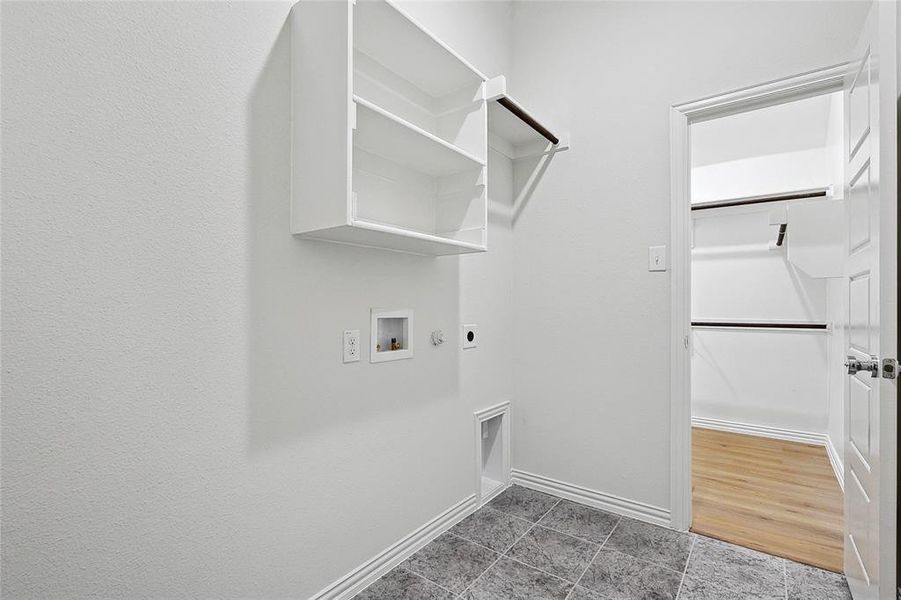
top-left (691, 210), bottom-right (830, 433)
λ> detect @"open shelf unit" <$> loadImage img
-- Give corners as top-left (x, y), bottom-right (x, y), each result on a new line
top-left (290, 0), bottom-right (489, 256)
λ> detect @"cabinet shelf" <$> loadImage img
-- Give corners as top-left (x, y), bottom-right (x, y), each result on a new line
top-left (354, 96), bottom-right (485, 177)
top-left (354, 0), bottom-right (485, 98)
top-left (303, 220), bottom-right (486, 256)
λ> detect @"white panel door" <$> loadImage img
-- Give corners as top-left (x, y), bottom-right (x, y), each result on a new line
top-left (842, 2), bottom-right (897, 599)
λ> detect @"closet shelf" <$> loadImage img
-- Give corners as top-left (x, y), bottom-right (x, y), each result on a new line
top-left (485, 76), bottom-right (569, 160)
top-left (354, 96), bottom-right (486, 176)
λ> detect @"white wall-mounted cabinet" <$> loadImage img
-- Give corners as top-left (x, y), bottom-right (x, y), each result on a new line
top-left (290, 0), bottom-right (489, 256)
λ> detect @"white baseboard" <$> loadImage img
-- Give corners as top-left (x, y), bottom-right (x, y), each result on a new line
top-left (825, 435), bottom-right (845, 492)
top-left (511, 469), bottom-right (671, 528)
top-left (691, 417), bottom-right (844, 490)
top-left (692, 416), bottom-right (826, 445)
top-left (310, 494), bottom-right (477, 600)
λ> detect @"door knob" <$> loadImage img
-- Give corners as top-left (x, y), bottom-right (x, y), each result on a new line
top-left (846, 355), bottom-right (879, 377)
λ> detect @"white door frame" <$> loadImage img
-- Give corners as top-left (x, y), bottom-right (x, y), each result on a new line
top-left (668, 64), bottom-right (849, 532)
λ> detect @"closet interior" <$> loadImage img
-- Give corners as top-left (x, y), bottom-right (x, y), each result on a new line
top-left (689, 91), bottom-right (847, 573)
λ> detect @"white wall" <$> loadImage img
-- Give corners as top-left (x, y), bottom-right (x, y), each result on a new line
top-left (692, 147), bottom-right (834, 204)
top-left (0, 2), bottom-right (514, 598)
top-left (1, 2), bottom-right (868, 596)
top-left (691, 208), bottom-right (830, 433)
top-left (510, 1), bottom-right (867, 512)
top-left (691, 93), bottom-right (840, 203)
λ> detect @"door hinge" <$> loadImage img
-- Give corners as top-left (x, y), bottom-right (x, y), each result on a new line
top-left (882, 358), bottom-right (898, 379)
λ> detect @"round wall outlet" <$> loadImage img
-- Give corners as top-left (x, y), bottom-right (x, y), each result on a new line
top-left (462, 324), bottom-right (478, 349)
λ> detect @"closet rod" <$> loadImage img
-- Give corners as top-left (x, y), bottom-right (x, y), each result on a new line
top-left (691, 187), bottom-right (828, 211)
top-left (775, 223), bottom-right (787, 246)
top-left (496, 97), bottom-right (560, 145)
top-left (692, 321), bottom-right (828, 330)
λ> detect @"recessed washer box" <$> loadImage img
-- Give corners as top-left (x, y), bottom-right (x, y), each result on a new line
top-left (371, 308), bottom-right (413, 363)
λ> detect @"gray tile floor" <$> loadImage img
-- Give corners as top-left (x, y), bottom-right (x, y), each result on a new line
top-left (355, 485), bottom-right (851, 600)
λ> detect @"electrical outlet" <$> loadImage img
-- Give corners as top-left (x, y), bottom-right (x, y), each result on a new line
top-left (343, 329), bottom-right (360, 363)
top-left (462, 324), bottom-right (478, 349)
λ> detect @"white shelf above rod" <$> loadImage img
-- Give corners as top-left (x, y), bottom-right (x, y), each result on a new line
top-left (486, 76), bottom-right (569, 160)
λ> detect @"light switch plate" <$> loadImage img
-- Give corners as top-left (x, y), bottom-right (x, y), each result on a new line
top-left (648, 245), bottom-right (667, 272)
top-left (462, 324), bottom-right (478, 349)
top-left (343, 329), bottom-right (360, 363)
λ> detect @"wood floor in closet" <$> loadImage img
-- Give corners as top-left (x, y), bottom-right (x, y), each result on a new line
top-left (691, 427), bottom-right (844, 573)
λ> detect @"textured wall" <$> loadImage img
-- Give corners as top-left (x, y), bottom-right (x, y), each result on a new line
top-left (510, 1), bottom-right (868, 510)
top-left (1, 1), bottom-right (513, 597)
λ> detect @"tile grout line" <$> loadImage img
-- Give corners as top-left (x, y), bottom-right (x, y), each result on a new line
top-left (403, 567), bottom-right (463, 598)
top-left (390, 489), bottom-right (814, 600)
top-left (503, 553), bottom-right (583, 589)
top-left (534, 519), bottom-right (619, 547)
top-left (563, 515), bottom-right (623, 599)
top-left (452, 525), bottom-right (555, 598)
top-left (450, 501), bottom-right (562, 599)
top-left (675, 534), bottom-right (697, 600)
top-left (414, 493), bottom-right (559, 598)
top-left (496, 498), bottom-right (613, 588)
top-left (598, 516), bottom-right (622, 550)
top-left (454, 552), bottom-right (503, 599)
top-left (487, 492), bottom-right (629, 546)
top-left (534, 498), bottom-right (563, 523)
top-left (457, 499), bottom-right (611, 592)
top-left (484, 490), bottom-right (561, 525)
top-left (400, 526), bottom-right (506, 597)
top-left (398, 557), bottom-right (472, 598)
top-left (479, 505), bottom-right (537, 526)
top-left (587, 513), bottom-right (691, 577)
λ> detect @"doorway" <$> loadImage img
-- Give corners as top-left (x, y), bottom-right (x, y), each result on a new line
top-left (670, 28), bottom-right (899, 595)
top-left (687, 92), bottom-right (846, 572)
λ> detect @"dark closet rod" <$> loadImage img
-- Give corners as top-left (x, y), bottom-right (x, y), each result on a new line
top-left (692, 321), bottom-right (828, 330)
top-left (775, 223), bottom-right (787, 246)
top-left (496, 97), bottom-right (560, 145)
top-left (691, 188), bottom-right (829, 211)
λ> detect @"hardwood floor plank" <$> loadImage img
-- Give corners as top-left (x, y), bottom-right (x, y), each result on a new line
top-left (690, 427), bottom-right (844, 573)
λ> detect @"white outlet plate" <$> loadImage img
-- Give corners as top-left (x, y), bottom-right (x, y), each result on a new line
top-left (648, 245), bottom-right (667, 272)
top-left (343, 329), bottom-right (360, 363)
top-left (462, 324), bottom-right (478, 349)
